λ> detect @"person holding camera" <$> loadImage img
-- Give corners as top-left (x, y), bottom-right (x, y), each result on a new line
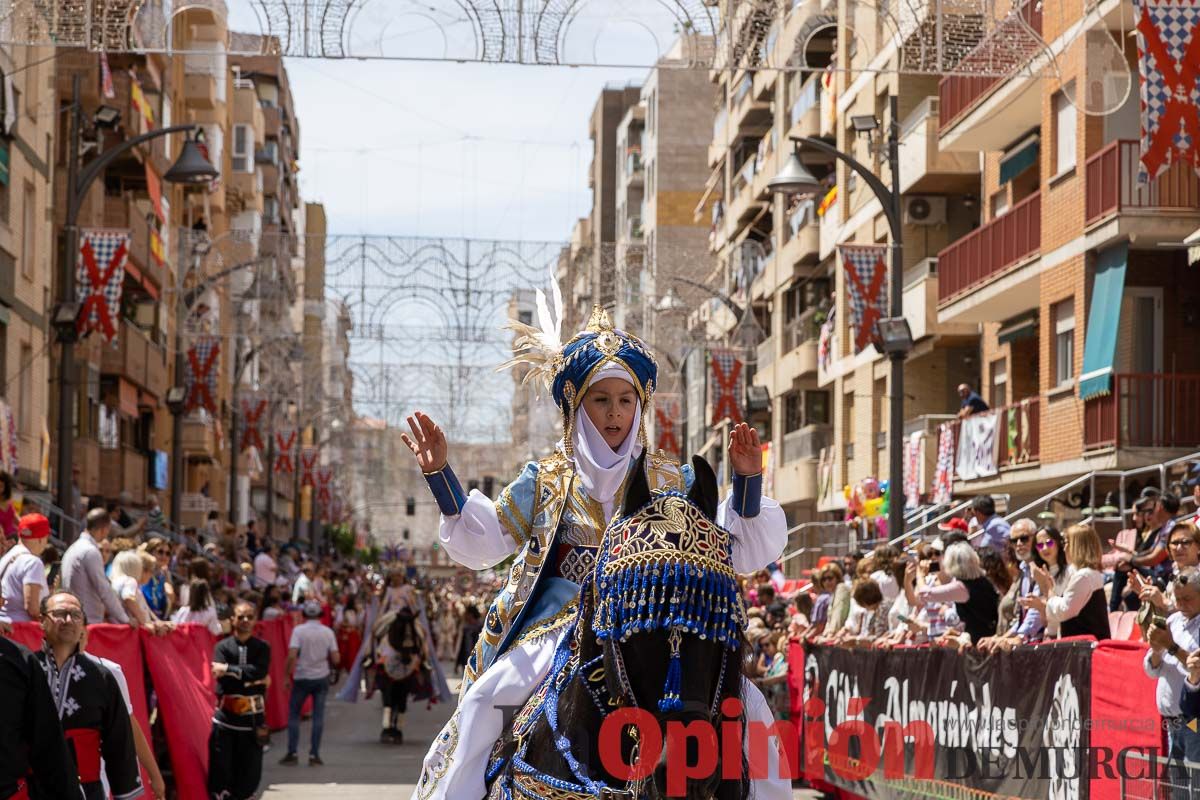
top-left (1145, 568), bottom-right (1200, 772)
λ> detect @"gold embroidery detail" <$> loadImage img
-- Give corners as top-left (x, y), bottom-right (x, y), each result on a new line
top-left (511, 599), bottom-right (579, 648)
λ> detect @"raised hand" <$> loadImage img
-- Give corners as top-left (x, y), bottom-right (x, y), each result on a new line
top-left (402, 411), bottom-right (448, 472)
top-left (728, 422), bottom-right (763, 477)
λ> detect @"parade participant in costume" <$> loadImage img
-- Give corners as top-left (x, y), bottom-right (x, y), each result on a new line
top-left (34, 591), bottom-right (143, 800)
top-left (209, 601), bottom-right (271, 800)
top-left (0, 595), bottom-right (81, 800)
top-left (372, 586), bottom-right (431, 744)
top-left (406, 304), bottom-right (790, 800)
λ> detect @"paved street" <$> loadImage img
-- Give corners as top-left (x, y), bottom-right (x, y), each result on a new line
top-left (257, 662), bottom-right (824, 798)
top-left (259, 669), bottom-right (456, 799)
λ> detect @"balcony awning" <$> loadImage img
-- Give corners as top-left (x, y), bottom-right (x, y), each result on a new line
top-left (1079, 241), bottom-right (1128, 400)
top-left (996, 310), bottom-right (1038, 345)
top-left (999, 134), bottom-right (1039, 185)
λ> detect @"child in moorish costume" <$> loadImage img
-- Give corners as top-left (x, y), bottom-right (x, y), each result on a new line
top-left (403, 305), bottom-right (792, 800)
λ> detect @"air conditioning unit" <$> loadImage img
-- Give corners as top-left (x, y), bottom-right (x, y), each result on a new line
top-left (904, 196), bottom-right (947, 226)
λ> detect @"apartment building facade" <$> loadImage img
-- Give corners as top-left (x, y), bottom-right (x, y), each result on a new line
top-left (37, 1), bottom-right (330, 541)
top-left (0, 44), bottom-right (56, 491)
top-left (694, 0), bottom-right (1200, 526)
top-left (933, 0), bottom-right (1200, 503)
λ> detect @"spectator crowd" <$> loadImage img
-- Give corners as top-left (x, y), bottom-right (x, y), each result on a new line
top-left (0, 471), bottom-right (499, 800)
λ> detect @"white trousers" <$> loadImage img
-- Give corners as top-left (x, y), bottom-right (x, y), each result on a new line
top-left (411, 629), bottom-right (793, 800)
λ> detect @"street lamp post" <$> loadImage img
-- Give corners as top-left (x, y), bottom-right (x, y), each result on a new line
top-left (769, 95), bottom-right (913, 545)
top-left (55, 74), bottom-right (215, 541)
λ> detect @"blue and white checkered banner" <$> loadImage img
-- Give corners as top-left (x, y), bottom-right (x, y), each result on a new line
top-left (76, 229), bottom-right (129, 344)
top-left (838, 244), bottom-right (888, 354)
top-left (1133, 0), bottom-right (1200, 180)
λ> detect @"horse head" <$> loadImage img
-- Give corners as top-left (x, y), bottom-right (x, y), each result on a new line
top-left (590, 452), bottom-right (748, 798)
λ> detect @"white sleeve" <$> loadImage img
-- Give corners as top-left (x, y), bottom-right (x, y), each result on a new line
top-left (1046, 569), bottom-right (1105, 623)
top-left (742, 678), bottom-right (795, 799)
top-left (720, 495), bottom-right (788, 575)
top-left (205, 608), bottom-right (222, 636)
top-left (101, 658), bottom-right (135, 715)
top-left (437, 490), bottom-right (519, 570)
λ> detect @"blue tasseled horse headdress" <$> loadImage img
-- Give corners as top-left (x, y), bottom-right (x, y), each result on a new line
top-left (592, 454), bottom-right (747, 711)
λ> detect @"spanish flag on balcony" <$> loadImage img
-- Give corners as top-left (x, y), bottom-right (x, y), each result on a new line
top-left (130, 71), bottom-right (155, 130)
top-left (149, 226), bottom-right (165, 268)
top-left (817, 185), bottom-right (837, 217)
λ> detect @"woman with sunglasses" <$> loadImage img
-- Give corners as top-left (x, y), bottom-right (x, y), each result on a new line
top-left (138, 537), bottom-right (176, 619)
top-left (1136, 522), bottom-right (1200, 615)
top-left (1023, 523), bottom-right (1110, 641)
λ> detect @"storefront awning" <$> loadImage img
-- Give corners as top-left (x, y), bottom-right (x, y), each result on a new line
top-left (1079, 242), bottom-right (1128, 400)
top-left (997, 310), bottom-right (1038, 345)
top-left (999, 134), bottom-right (1039, 185)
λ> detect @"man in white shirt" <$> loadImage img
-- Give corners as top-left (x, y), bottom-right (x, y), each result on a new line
top-left (281, 601), bottom-right (339, 766)
top-left (0, 513), bottom-right (51, 624)
top-left (1145, 569), bottom-right (1200, 769)
top-left (60, 509), bottom-right (130, 625)
top-left (253, 542), bottom-right (278, 588)
top-left (291, 561), bottom-right (315, 604)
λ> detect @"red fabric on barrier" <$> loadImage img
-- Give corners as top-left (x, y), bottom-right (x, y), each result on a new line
top-left (7, 621), bottom-right (42, 650)
top-left (1090, 640), bottom-right (1162, 800)
top-left (255, 617), bottom-right (295, 731)
top-left (142, 625), bottom-right (216, 800)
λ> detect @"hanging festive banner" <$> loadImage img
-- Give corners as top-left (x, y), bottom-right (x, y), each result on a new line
top-left (931, 422), bottom-right (955, 505)
top-left (709, 348), bottom-right (744, 426)
top-left (316, 468), bottom-right (333, 518)
top-left (956, 410), bottom-right (999, 481)
top-left (129, 70), bottom-right (155, 131)
top-left (150, 226), bottom-right (165, 267)
top-left (653, 393), bottom-right (682, 457)
top-left (902, 430), bottom-right (923, 510)
top-left (239, 396), bottom-right (267, 452)
top-left (76, 229), bottom-right (129, 343)
top-left (1132, 0), bottom-right (1200, 180)
top-left (99, 52), bottom-right (115, 99)
top-left (300, 448), bottom-right (318, 488)
top-left (0, 400), bottom-right (17, 476)
top-left (184, 337), bottom-right (220, 414)
top-left (273, 428), bottom-right (297, 473)
top-left (838, 243), bottom-right (888, 354)
top-left (145, 162), bottom-right (166, 225)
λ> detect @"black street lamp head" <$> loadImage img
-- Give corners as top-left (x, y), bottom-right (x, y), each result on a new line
top-left (164, 136), bottom-right (219, 185)
top-left (93, 105), bottom-right (122, 129)
top-left (767, 151), bottom-right (822, 196)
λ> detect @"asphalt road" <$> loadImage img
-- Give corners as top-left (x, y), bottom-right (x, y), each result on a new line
top-left (257, 662), bottom-right (824, 799)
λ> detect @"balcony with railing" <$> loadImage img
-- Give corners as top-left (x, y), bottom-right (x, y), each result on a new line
top-left (937, 190), bottom-right (1040, 304)
top-left (1085, 374), bottom-right (1200, 450)
top-left (784, 424), bottom-right (832, 464)
top-left (899, 96), bottom-right (980, 194)
top-left (625, 149), bottom-right (644, 184)
top-left (788, 74), bottom-right (821, 137)
top-left (756, 336), bottom-right (775, 369)
top-left (99, 447), bottom-right (148, 505)
top-left (937, 0), bottom-right (1044, 151)
top-left (774, 424), bottom-right (832, 505)
top-left (1085, 140), bottom-right (1200, 241)
top-left (937, 397), bottom-right (1041, 486)
top-left (728, 154), bottom-right (759, 222)
top-left (101, 318), bottom-right (167, 397)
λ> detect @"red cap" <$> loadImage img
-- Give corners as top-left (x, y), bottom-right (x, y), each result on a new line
top-left (18, 513), bottom-right (51, 540)
top-left (937, 517), bottom-right (970, 533)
